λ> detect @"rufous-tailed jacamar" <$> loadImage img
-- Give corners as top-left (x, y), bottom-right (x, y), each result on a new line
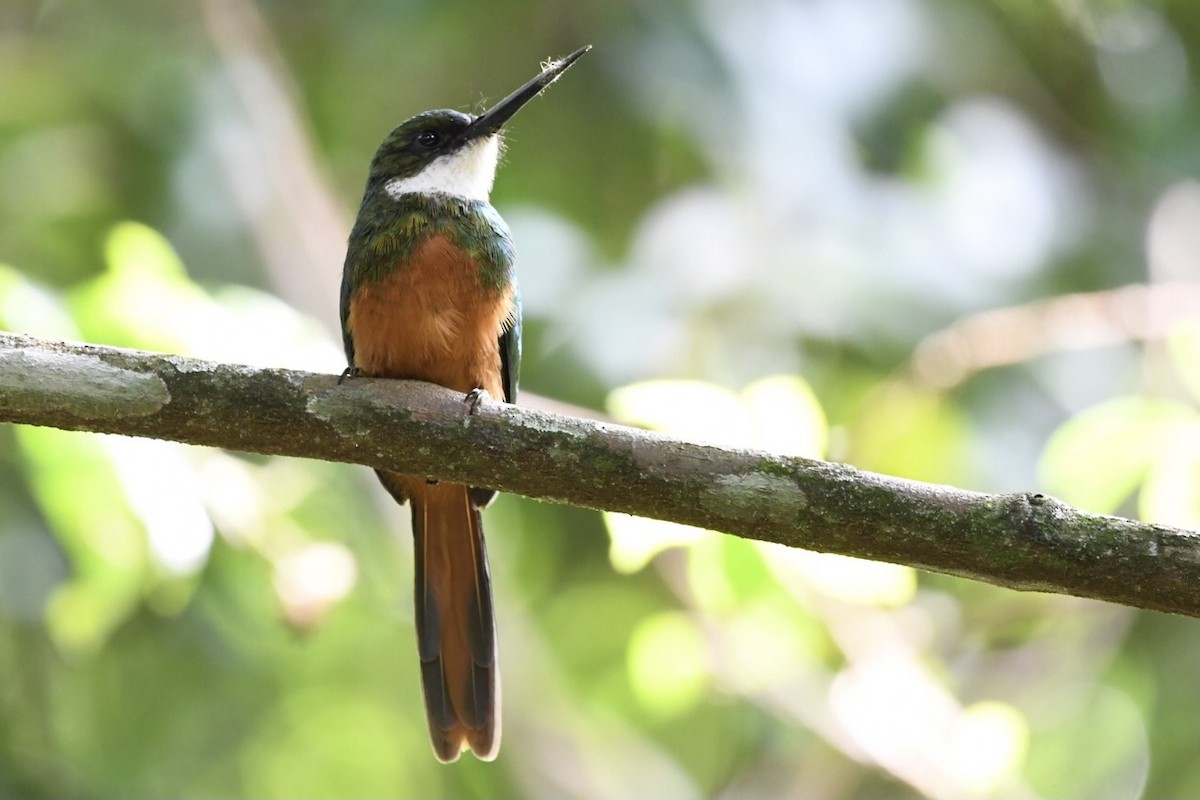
top-left (339, 46), bottom-right (589, 763)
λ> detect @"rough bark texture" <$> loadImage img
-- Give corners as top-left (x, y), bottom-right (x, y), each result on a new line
top-left (3, 331), bottom-right (1199, 615)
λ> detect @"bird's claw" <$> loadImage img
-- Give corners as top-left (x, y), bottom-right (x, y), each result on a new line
top-left (337, 366), bottom-right (362, 385)
top-left (464, 387), bottom-right (489, 415)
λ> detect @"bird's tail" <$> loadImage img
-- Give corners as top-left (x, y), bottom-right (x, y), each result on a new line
top-left (410, 482), bottom-right (500, 762)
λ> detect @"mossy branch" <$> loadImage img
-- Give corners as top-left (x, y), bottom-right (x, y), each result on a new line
top-left (2, 331), bottom-right (1199, 615)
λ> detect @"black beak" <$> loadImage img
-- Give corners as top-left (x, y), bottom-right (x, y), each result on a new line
top-left (459, 45), bottom-right (591, 143)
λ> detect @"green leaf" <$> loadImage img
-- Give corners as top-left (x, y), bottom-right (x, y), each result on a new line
top-left (1139, 418), bottom-right (1200, 528)
top-left (14, 426), bottom-right (147, 653)
top-left (0, 264), bottom-right (79, 339)
top-left (1168, 320), bottom-right (1200, 405)
top-left (851, 382), bottom-right (973, 485)
top-left (627, 611), bottom-right (709, 717)
top-left (69, 221), bottom-right (211, 352)
top-left (1040, 396), bottom-right (1197, 516)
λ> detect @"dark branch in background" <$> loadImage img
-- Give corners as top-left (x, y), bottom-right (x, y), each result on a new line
top-left (3, 331), bottom-right (1200, 616)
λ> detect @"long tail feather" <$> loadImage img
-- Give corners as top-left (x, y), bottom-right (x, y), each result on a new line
top-left (411, 483), bottom-right (500, 762)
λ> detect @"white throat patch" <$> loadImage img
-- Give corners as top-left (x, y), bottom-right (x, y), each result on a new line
top-left (384, 135), bottom-right (501, 203)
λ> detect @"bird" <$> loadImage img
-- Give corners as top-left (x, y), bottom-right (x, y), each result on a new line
top-left (338, 45), bottom-right (590, 763)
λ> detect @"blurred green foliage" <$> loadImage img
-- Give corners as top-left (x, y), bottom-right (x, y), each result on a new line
top-left (2, 0), bottom-right (1200, 797)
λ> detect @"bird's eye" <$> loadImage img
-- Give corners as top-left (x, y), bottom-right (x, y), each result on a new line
top-left (416, 130), bottom-right (440, 148)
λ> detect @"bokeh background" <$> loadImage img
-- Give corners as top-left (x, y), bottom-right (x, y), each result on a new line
top-left (2, 0), bottom-right (1200, 797)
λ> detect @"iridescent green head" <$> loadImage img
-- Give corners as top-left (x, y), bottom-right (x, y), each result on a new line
top-left (366, 45), bottom-right (591, 202)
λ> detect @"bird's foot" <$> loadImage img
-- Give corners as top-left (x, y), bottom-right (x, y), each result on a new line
top-left (464, 387), bottom-right (490, 415)
top-left (337, 366), bottom-right (362, 385)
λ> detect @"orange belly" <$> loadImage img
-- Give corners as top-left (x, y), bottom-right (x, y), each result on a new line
top-left (346, 234), bottom-right (515, 399)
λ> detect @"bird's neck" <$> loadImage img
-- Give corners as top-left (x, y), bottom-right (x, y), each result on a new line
top-left (349, 192), bottom-right (513, 289)
top-left (385, 136), bottom-right (501, 203)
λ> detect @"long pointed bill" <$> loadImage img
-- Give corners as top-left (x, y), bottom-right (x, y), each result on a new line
top-left (459, 45), bottom-right (591, 142)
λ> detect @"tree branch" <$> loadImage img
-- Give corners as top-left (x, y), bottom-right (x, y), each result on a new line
top-left (909, 280), bottom-right (1200, 389)
top-left (3, 331), bottom-right (1199, 616)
